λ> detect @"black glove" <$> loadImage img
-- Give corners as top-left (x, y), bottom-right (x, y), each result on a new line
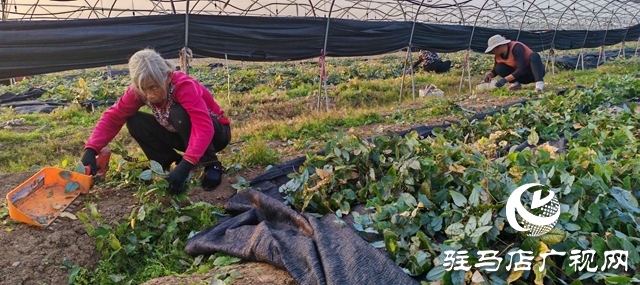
top-left (166, 160), bottom-right (194, 195)
top-left (81, 148), bottom-right (98, 175)
top-left (495, 78), bottom-right (508, 88)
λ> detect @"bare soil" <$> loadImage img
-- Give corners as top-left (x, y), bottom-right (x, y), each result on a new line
top-left (456, 91), bottom-right (529, 114)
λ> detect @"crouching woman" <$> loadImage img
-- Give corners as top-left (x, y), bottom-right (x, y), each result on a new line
top-left (81, 48), bottom-right (231, 194)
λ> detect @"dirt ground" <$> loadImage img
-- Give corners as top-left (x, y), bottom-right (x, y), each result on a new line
top-left (0, 91), bottom-right (527, 285)
top-left (0, 169), bottom-right (294, 285)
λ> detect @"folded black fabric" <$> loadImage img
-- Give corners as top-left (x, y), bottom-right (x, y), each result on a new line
top-left (185, 189), bottom-right (420, 285)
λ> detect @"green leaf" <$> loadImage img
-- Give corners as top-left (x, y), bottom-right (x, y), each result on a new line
top-left (384, 230), bottom-right (398, 255)
top-left (592, 235), bottom-right (607, 257)
top-left (571, 272), bottom-right (596, 284)
top-left (445, 223), bottom-right (465, 238)
top-left (533, 262), bottom-right (546, 285)
top-left (528, 127), bottom-right (539, 146)
top-left (176, 216), bottom-right (193, 223)
top-left (213, 255), bottom-right (241, 266)
top-left (426, 265), bottom-right (446, 281)
top-left (522, 237), bottom-right (541, 257)
top-left (85, 225), bottom-right (96, 237)
top-left (569, 201), bottom-right (580, 221)
top-left (464, 216), bottom-right (477, 236)
top-left (540, 228), bottom-right (566, 245)
top-left (109, 275), bottom-right (126, 282)
top-left (622, 176), bottom-right (631, 190)
top-left (59, 170), bottom-right (72, 180)
top-left (560, 172), bottom-right (575, 187)
top-left (610, 187), bottom-right (640, 214)
top-left (407, 251), bottom-right (431, 276)
top-left (479, 210), bottom-right (493, 226)
top-left (450, 270), bottom-right (465, 285)
top-left (67, 265), bottom-right (81, 285)
top-left (468, 186), bottom-right (480, 206)
top-left (449, 190), bottom-right (467, 207)
top-left (137, 206), bottom-right (146, 221)
top-left (401, 193), bottom-right (417, 207)
top-left (604, 276), bottom-right (631, 283)
top-left (506, 269), bottom-right (524, 283)
top-left (564, 223), bottom-right (581, 231)
top-left (229, 270), bottom-right (244, 279)
top-left (138, 170), bottom-right (153, 181)
top-left (150, 160), bottom-right (164, 175)
top-left (585, 203), bottom-right (601, 224)
top-left (64, 181), bottom-right (79, 194)
top-left (109, 233), bottom-right (121, 251)
top-left (471, 226), bottom-right (493, 237)
top-left (76, 212), bottom-right (89, 224)
top-left (89, 204), bottom-right (102, 222)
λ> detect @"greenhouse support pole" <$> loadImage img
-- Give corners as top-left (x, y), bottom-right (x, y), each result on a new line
top-left (225, 54), bottom-right (230, 105)
top-left (467, 49), bottom-right (472, 92)
top-left (579, 3), bottom-right (610, 71)
top-left (596, 46), bottom-right (605, 67)
top-left (318, 51), bottom-right (323, 112)
top-left (575, 50), bottom-right (584, 72)
top-left (183, 0), bottom-right (190, 75)
top-left (399, 49), bottom-right (409, 103)
top-left (106, 65), bottom-right (112, 78)
top-left (550, 4), bottom-right (576, 77)
top-left (1, 0), bottom-right (6, 21)
top-left (636, 37), bottom-right (639, 57)
top-left (545, 48), bottom-right (555, 76)
top-left (551, 49), bottom-right (556, 76)
top-left (461, 0), bottom-right (489, 93)
top-left (320, 0), bottom-right (336, 112)
top-left (399, 0), bottom-right (425, 103)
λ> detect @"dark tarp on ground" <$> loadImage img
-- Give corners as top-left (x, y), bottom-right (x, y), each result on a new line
top-left (0, 88), bottom-right (117, 114)
top-left (0, 88), bottom-right (47, 104)
top-left (549, 48), bottom-right (638, 70)
top-left (185, 189), bottom-right (420, 285)
top-left (1, 14), bottom-right (639, 78)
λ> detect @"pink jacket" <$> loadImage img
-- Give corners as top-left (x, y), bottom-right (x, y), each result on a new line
top-left (85, 72), bottom-right (230, 164)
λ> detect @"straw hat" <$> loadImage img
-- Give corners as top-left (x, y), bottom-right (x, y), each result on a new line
top-left (485, 35), bottom-right (511, 53)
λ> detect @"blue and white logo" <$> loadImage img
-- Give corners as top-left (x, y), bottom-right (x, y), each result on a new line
top-left (505, 183), bottom-right (561, 237)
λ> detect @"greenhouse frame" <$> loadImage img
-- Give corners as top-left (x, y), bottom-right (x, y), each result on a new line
top-left (1, 1), bottom-right (639, 82)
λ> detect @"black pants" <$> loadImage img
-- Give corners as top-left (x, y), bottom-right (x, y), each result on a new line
top-left (424, 60), bottom-right (452, 74)
top-left (494, 53), bottom-right (545, 84)
top-left (126, 104), bottom-right (231, 169)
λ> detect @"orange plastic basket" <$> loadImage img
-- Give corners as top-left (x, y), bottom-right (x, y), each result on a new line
top-left (6, 167), bottom-right (93, 228)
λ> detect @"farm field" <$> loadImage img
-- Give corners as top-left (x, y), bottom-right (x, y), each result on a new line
top-left (1, 50), bottom-right (639, 285)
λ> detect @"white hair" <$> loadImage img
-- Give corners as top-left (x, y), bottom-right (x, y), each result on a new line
top-left (128, 48), bottom-right (176, 96)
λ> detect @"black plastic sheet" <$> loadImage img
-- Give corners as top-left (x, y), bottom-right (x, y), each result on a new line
top-left (1, 14), bottom-right (639, 79)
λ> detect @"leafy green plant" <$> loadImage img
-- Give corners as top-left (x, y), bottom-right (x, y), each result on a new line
top-left (280, 75), bottom-right (640, 283)
top-left (73, 189), bottom-right (223, 284)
